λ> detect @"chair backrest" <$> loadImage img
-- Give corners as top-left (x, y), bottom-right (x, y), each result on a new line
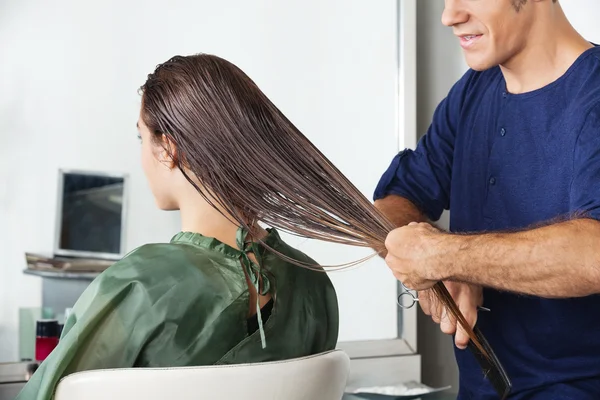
top-left (54, 350), bottom-right (350, 400)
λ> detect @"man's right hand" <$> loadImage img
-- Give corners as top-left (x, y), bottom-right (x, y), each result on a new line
top-left (418, 282), bottom-right (483, 349)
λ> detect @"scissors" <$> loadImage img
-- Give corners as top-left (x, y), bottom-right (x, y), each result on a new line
top-left (397, 282), bottom-right (491, 312)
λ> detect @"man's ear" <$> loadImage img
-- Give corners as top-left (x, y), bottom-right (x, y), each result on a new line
top-left (157, 133), bottom-right (178, 169)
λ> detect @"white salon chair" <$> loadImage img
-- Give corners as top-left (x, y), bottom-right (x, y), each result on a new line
top-left (54, 350), bottom-right (350, 400)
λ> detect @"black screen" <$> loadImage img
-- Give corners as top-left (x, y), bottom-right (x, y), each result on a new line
top-left (59, 172), bottom-right (124, 254)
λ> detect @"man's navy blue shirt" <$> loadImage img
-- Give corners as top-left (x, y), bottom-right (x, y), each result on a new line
top-left (374, 46), bottom-right (600, 399)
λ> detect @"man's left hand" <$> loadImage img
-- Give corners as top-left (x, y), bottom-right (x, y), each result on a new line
top-left (384, 222), bottom-right (454, 291)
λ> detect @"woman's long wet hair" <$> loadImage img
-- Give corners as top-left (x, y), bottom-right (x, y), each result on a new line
top-left (139, 53), bottom-right (486, 355)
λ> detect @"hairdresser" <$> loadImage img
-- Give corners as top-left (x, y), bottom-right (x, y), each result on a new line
top-left (375, 1), bottom-right (600, 399)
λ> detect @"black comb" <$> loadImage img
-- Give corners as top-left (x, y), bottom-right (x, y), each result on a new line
top-left (467, 326), bottom-right (512, 399)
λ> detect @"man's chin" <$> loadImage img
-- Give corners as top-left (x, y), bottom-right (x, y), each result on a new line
top-left (464, 56), bottom-right (495, 72)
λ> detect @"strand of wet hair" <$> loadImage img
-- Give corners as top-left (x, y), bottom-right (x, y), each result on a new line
top-left (174, 112), bottom-right (487, 357)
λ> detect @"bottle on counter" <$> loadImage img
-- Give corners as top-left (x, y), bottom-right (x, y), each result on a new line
top-left (35, 319), bottom-right (59, 361)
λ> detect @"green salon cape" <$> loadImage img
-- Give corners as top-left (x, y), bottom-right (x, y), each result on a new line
top-left (16, 228), bottom-right (339, 400)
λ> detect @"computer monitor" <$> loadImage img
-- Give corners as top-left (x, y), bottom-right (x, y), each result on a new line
top-left (54, 169), bottom-right (129, 260)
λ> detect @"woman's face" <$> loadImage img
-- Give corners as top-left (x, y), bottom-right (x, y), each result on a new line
top-left (137, 115), bottom-right (180, 210)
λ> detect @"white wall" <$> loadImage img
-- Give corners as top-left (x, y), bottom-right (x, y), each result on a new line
top-left (414, 0), bottom-right (600, 391)
top-left (562, 2), bottom-right (600, 42)
top-left (0, 1), bottom-right (182, 362)
top-left (414, 0), bottom-right (467, 391)
top-left (0, 0), bottom-right (403, 362)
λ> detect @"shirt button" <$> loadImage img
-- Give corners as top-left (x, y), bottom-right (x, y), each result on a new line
top-left (500, 128), bottom-right (506, 136)
top-left (502, 92), bottom-right (507, 98)
top-left (489, 177), bottom-right (496, 185)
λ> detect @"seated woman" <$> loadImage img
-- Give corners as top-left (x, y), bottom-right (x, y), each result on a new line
top-left (16, 54), bottom-right (341, 400)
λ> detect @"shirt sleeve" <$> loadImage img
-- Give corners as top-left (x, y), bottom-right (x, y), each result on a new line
top-left (373, 70), bottom-right (474, 221)
top-left (15, 267), bottom-right (157, 400)
top-left (570, 108), bottom-right (600, 220)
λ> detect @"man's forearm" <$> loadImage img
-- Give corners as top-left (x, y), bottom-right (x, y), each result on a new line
top-left (374, 195), bottom-right (426, 227)
top-left (444, 218), bottom-right (600, 298)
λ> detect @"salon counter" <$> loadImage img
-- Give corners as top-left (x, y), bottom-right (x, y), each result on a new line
top-left (0, 382), bottom-right (24, 400)
top-left (0, 362), bottom-right (37, 400)
top-left (343, 394), bottom-right (456, 400)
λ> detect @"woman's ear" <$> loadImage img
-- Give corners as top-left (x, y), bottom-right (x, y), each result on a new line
top-left (156, 133), bottom-right (178, 170)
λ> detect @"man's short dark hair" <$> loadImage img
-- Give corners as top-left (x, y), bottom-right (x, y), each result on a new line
top-left (513, 0), bottom-right (558, 12)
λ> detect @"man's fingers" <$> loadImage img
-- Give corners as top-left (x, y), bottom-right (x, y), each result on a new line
top-left (418, 290), bottom-right (432, 315)
top-left (440, 306), bottom-right (457, 335)
top-left (431, 296), bottom-right (443, 324)
top-left (419, 290), bottom-right (442, 324)
top-left (455, 306), bottom-right (478, 350)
